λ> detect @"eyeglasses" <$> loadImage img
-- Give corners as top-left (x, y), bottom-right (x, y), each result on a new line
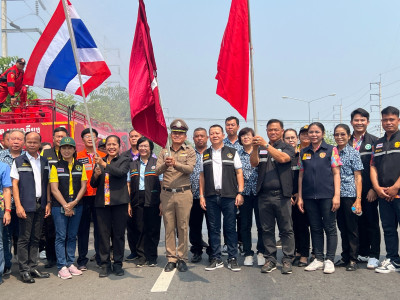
top-left (284, 136), bottom-right (297, 140)
top-left (334, 133), bottom-right (347, 137)
top-left (138, 145), bottom-right (150, 149)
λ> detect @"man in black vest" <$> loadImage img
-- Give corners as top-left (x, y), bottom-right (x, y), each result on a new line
top-left (349, 108), bottom-right (380, 269)
top-left (41, 126), bottom-right (68, 268)
top-left (251, 119), bottom-right (295, 274)
top-left (371, 106), bottom-right (400, 273)
top-left (199, 124), bottom-right (244, 272)
top-left (11, 132), bottom-right (50, 283)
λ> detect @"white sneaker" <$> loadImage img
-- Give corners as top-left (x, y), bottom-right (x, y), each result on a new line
top-left (257, 253), bottom-right (266, 266)
top-left (367, 257), bottom-right (379, 269)
top-left (375, 259), bottom-right (400, 274)
top-left (357, 255), bottom-right (369, 262)
top-left (323, 259), bottom-right (335, 274)
top-left (244, 255), bottom-right (253, 266)
top-left (304, 259), bottom-right (324, 271)
top-left (39, 250), bottom-right (46, 260)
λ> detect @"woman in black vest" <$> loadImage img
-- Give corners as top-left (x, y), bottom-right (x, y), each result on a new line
top-left (283, 128), bottom-right (311, 267)
top-left (49, 137), bottom-right (87, 279)
top-left (128, 137), bottom-right (161, 267)
top-left (297, 122), bottom-right (342, 274)
top-left (91, 135), bottom-right (131, 278)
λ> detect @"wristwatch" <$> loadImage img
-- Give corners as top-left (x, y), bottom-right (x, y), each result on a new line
top-left (238, 191), bottom-right (243, 196)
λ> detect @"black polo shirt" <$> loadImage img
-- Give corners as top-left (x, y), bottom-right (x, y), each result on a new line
top-left (371, 130), bottom-right (400, 191)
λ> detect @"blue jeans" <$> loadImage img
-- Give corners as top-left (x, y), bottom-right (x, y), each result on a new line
top-left (52, 205), bottom-right (83, 269)
top-left (0, 210), bottom-right (4, 281)
top-left (304, 198), bottom-right (337, 261)
top-left (379, 198), bottom-right (400, 262)
top-left (2, 225), bottom-right (12, 270)
top-left (206, 195), bottom-right (238, 259)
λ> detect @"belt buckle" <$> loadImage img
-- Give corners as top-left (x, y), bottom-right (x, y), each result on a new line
top-left (171, 188), bottom-right (177, 193)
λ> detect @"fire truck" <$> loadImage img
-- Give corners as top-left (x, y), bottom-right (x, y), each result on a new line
top-left (0, 98), bottom-right (129, 152)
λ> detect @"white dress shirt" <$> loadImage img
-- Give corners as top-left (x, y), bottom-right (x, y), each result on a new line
top-left (10, 153), bottom-right (42, 197)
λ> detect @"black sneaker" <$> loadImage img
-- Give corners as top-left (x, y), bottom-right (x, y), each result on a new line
top-left (3, 267), bottom-right (11, 276)
top-left (99, 265), bottom-right (112, 278)
top-left (281, 261), bottom-right (293, 274)
top-left (205, 258), bottom-right (224, 271)
top-left (261, 260), bottom-right (276, 273)
top-left (147, 261), bottom-right (157, 267)
top-left (113, 264), bottom-right (124, 276)
top-left (228, 258), bottom-right (241, 272)
top-left (191, 253), bottom-right (202, 263)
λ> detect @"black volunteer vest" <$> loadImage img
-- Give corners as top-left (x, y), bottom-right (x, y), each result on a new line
top-left (14, 154), bottom-right (49, 212)
top-left (42, 147), bottom-right (59, 168)
top-left (300, 140), bottom-right (335, 199)
top-left (372, 130), bottom-right (400, 188)
top-left (129, 156), bottom-right (161, 207)
top-left (202, 146), bottom-right (238, 199)
top-left (349, 132), bottom-right (378, 194)
top-left (52, 159), bottom-right (84, 206)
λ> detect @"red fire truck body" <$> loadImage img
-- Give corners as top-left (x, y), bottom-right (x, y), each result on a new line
top-left (0, 99), bottom-right (129, 152)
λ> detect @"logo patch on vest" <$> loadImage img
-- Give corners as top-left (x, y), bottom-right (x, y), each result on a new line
top-left (227, 153), bottom-right (233, 159)
top-left (75, 165), bottom-right (82, 171)
top-left (57, 168), bottom-right (64, 172)
top-left (376, 143), bottom-right (383, 149)
top-left (319, 153), bottom-right (326, 158)
top-left (260, 150), bottom-right (268, 155)
top-left (302, 153), bottom-right (311, 160)
top-left (48, 157), bottom-right (52, 160)
top-left (22, 163), bottom-right (30, 167)
top-left (395, 142), bottom-right (400, 148)
top-left (151, 165), bottom-right (155, 170)
top-left (365, 144), bottom-right (371, 150)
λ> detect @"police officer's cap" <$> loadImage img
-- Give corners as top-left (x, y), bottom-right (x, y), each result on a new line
top-left (16, 58), bottom-right (25, 64)
top-left (299, 125), bottom-right (309, 134)
top-left (60, 137), bottom-right (76, 148)
top-left (170, 119), bottom-right (188, 133)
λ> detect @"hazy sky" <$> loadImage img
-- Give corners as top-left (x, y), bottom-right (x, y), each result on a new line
top-left (3, 0), bottom-right (400, 139)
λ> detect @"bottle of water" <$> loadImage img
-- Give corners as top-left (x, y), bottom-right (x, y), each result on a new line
top-left (352, 206), bottom-right (362, 216)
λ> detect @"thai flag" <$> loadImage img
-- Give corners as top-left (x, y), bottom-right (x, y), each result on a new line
top-left (24, 0), bottom-right (111, 96)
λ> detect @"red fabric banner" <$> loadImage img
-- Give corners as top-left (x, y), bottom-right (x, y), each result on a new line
top-left (129, 0), bottom-right (167, 147)
top-left (216, 0), bottom-right (249, 120)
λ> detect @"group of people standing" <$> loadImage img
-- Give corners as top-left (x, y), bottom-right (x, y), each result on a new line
top-left (0, 105), bottom-right (399, 285)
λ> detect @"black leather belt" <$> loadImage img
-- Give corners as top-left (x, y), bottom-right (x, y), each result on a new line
top-left (162, 185), bottom-right (191, 193)
top-left (268, 189), bottom-right (282, 196)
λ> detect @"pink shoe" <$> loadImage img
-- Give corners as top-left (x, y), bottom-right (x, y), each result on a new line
top-left (58, 266), bottom-right (72, 279)
top-left (68, 264), bottom-right (83, 276)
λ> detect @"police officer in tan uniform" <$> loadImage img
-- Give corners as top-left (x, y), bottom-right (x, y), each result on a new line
top-left (156, 119), bottom-right (196, 272)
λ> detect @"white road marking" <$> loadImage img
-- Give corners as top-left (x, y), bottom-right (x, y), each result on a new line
top-left (151, 269), bottom-right (176, 292)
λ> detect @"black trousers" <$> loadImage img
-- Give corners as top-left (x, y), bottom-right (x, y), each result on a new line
top-left (258, 191), bottom-right (295, 264)
top-left (240, 194), bottom-right (264, 256)
top-left (132, 202), bottom-right (161, 263)
top-left (17, 206), bottom-right (44, 273)
top-left (292, 204), bottom-right (310, 257)
top-left (337, 197), bottom-right (359, 262)
top-left (96, 204), bottom-right (128, 267)
top-left (43, 213), bottom-right (56, 263)
top-left (358, 193), bottom-right (380, 259)
top-left (127, 210), bottom-right (138, 256)
top-left (189, 197), bottom-right (211, 256)
top-left (77, 196), bottom-right (100, 266)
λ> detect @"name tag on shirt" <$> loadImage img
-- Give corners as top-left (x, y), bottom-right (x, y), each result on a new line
top-left (376, 143), bottom-right (383, 149)
top-left (302, 153), bottom-right (311, 160)
top-left (57, 168), bottom-right (64, 172)
top-left (260, 150), bottom-right (268, 155)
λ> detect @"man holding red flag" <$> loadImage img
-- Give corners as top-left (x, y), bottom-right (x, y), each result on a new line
top-left (129, 0), bottom-right (168, 147)
top-left (216, 0), bottom-right (249, 120)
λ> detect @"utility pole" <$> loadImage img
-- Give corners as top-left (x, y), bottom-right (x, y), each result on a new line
top-left (370, 75), bottom-right (382, 136)
top-left (1, 0), bottom-right (7, 57)
top-left (333, 99), bottom-right (343, 123)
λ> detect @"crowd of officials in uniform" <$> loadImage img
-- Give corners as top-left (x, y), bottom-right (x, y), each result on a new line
top-left (0, 105), bottom-right (399, 284)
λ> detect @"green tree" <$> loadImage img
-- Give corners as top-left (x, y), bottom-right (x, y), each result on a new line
top-left (55, 93), bottom-right (78, 107)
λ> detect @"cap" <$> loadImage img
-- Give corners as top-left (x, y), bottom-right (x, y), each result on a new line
top-left (16, 58), bottom-right (25, 64)
top-left (170, 119), bottom-right (188, 132)
top-left (60, 137), bottom-right (76, 148)
top-left (98, 138), bottom-right (106, 148)
top-left (299, 125), bottom-right (309, 134)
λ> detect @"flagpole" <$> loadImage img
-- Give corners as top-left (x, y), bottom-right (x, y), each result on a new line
top-left (61, 0), bottom-right (98, 153)
top-left (154, 76), bottom-right (171, 155)
top-left (247, 0), bottom-right (258, 135)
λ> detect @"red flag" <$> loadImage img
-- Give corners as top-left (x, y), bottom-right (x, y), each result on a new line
top-left (129, 0), bottom-right (168, 147)
top-left (216, 0), bottom-right (249, 120)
